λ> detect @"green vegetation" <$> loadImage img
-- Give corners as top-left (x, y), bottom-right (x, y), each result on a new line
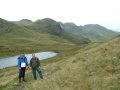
top-left (0, 36), bottom-right (120, 90)
top-left (0, 45), bottom-right (78, 90)
top-left (60, 31), bottom-right (90, 44)
top-left (0, 18), bottom-right (90, 57)
top-left (0, 18), bottom-right (120, 90)
top-left (0, 18), bottom-right (75, 57)
top-left (25, 18), bottom-right (91, 44)
top-left (60, 23), bottom-right (119, 42)
top-left (33, 18), bottom-right (63, 35)
top-left (23, 36), bottom-right (120, 90)
top-left (19, 19), bottom-right (32, 22)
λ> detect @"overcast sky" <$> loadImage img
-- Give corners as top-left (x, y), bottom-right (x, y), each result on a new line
top-left (0, 0), bottom-right (120, 31)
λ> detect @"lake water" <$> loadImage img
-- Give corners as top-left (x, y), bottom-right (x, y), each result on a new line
top-left (0, 52), bottom-right (57, 69)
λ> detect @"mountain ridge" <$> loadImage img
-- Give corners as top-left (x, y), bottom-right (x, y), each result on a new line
top-left (59, 22), bottom-right (119, 42)
top-left (15, 18), bottom-right (91, 44)
top-left (15, 18), bottom-right (119, 43)
top-left (0, 17), bottom-right (119, 48)
top-left (0, 18), bottom-right (91, 52)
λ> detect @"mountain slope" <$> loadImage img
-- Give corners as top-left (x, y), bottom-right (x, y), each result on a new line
top-left (24, 35), bottom-right (120, 90)
top-left (18, 18), bottom-right (91, 44)
top-left (60, 23), bottom-right (119, 42)
top-left (19, 19), bottom-right (32, 22)
top-left (81, 24), bottom-right (119, 41)
top-left (1, 17), bottom-right (120, 89)
top-left (0, 18), bottom-right (73, 51)
top-left (33, 18), bottom-right (63, 36)
top-left (1, 35), bottom-right (120, 90)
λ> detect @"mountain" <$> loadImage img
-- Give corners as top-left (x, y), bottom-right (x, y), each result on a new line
top-left (23, 35), bottom-right (120, 90)
top-left (1, 33), bottom-right (120, 90)
top-left (0, 18), bottom-right (91, 54)
top-left (0, 18), bottom-right (74, 51)
top-left (60, 23), bottom-right (119, 42)
top-left (16, 18), bottom-right (91, 44)
top-left (19, 19), bottom-right (32, 22)
top-left (33, 18), bottom-right (63, 36)
top-left (15, 18), bottom-right (119, 43)
top-left (1, 17), bottom-right (119, 51)
top-left (1, 18), bottom-right (120, 89)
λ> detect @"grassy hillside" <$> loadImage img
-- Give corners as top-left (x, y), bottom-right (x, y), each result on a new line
top-left (15, 18), bottom-right (91, 44)
top-left (33, 18), bottom-right (63, 35)
top-left (23, 36), bottom-right (120, 90)
top-left (0, 18), bottom-right (74, 57)
top-left (0, 18), bottom-right (119, 89)
top-left (60, 23), bottom-right (119, 42)
top-left (1, 36), bottom-right (120, 90)
top-left (61, 31), bottom-right (90, 44)
top-left (0, 18), bottom-right (69, 46)
top-left (82, 24), bottom-right (119, 41)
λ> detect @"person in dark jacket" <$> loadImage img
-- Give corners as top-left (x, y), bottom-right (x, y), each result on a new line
top-left (30, 53), bottom-right (43, 80)
top-left (18, 52), bottom-right (28, 83)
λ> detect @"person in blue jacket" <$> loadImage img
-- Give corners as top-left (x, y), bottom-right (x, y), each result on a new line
top-left (18, 52), bottom-right (28, 83)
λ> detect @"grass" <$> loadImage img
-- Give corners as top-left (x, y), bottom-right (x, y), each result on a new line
top-left (0, 44), bottom-right (76, 57)
top-left (61, 23), bottom-right (119, 42)
top-left (0, 45), bottom-right (78, 89)
top-left (24, 37), bottom-right (120, 90)
top-left (0, 36), bottom-right (120, 90)
top-left (1, 18), bottom-right (120, 90)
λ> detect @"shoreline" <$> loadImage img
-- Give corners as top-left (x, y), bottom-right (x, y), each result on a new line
top-left (0, 51), bottom-right (57, 69)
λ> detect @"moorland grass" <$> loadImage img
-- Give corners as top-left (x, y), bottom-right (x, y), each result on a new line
top-left (0, 37), bottom-right (120, 90)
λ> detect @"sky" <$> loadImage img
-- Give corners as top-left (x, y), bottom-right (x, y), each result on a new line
top-left (0, 0), bottom-right (120, 31)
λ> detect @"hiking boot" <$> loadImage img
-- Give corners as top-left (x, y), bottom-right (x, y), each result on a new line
top-left (34, 78), bottom-right (37, 80)
top-left (23, 78), bottom-right (26, 82)
top-left (40, 76), bottom-right (43, 79)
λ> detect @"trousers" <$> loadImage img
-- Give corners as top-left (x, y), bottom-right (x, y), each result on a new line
top-left (32, 67), bottom-right (43, 80)
top-left (19, 67), bottom-right (26, 80)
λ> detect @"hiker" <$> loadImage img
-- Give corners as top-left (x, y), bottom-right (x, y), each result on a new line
top-left (30, 53), bottom-right (43, 80)
top-left (18, 52), bottom-right (28, 83)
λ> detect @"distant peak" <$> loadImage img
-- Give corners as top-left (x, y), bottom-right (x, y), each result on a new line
top-left (19, 19), bottom-right (32, 22)
top-left (36, 18), bottom-right (56, 22)
top-left (84, 24), bottom-right (107, 29)
top-left (64, 22), bottom-right (77, 26)
top-left (0, 18), bottom-right (3, 20)
top-left (84, 24), bottom-right (100, 27)
top-left (0, 18), bottom-right (8, 22)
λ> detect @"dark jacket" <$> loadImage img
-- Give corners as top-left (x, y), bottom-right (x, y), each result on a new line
top-left (30, 57), bottom-right (40, 68)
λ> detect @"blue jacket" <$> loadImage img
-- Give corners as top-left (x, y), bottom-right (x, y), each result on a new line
top-left (18, 56), bottom-right (28, 68)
